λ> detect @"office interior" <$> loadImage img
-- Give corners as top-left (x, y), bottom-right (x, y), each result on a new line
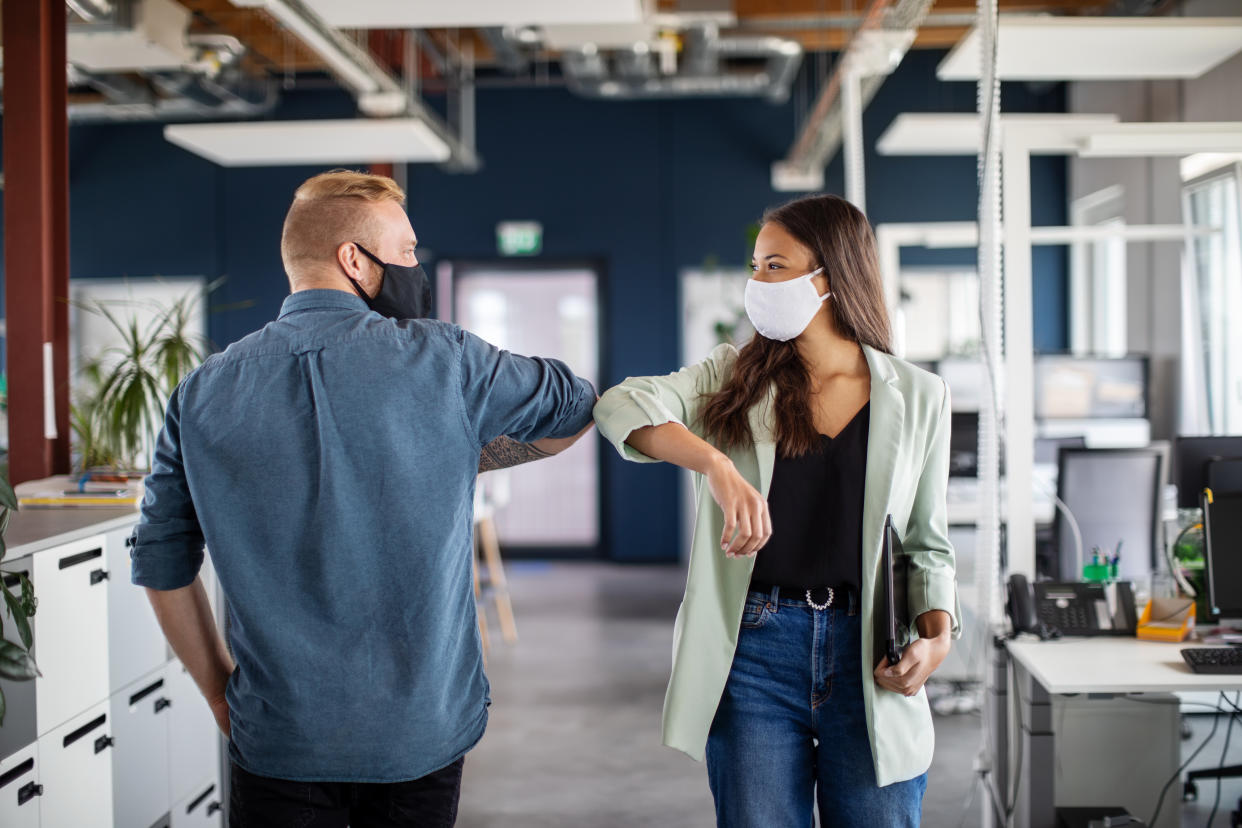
top-left (3, 0), bottom-right (1242, 826)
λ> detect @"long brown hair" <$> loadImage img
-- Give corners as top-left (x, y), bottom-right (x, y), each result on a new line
top-left (699, 194), bottom-right (893, 458)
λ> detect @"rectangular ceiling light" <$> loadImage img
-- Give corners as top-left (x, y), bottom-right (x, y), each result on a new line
top-left (875, 113), bottom-right (1119, 156)
top-left (296, 0), bottom-right (643, 29)
top-left (938, 17), bottom-right (1242, 81)
top-left (163, 119), bottom-right (451, 167)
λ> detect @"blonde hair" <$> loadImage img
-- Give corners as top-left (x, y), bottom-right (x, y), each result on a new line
top-left (280, 170), bottom-right (406, 281)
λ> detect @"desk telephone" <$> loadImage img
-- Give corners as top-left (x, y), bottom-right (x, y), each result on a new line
top-left (1007, 574), bottom-right (1138, 637)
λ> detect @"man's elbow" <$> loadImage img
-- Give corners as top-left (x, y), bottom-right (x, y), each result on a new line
top-left (532, 419), bottom-right (595, 456)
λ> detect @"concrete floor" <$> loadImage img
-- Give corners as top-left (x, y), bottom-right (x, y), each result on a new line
top-left (457, 562), bottom-right (985, 828)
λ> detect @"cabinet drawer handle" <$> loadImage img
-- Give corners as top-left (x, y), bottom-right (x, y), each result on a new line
top-left (59, 548), bottom-right (102, 570)
top-left (17, 782), bottom-right (43, 806)
top-left (90, 568), bottom-right (110, 585)
top-left (130, 678), bottom-right (165, 707)
top-left (0, 758), bottom-right (34, 790)
top-left (94, 735), bottom-right (114, 754)
top-left (207, 801), bottom-right (222, 816)
top-left (63, 713), bottom-right (107, 748)
top-left (154, 697), bottom-right (172, 714)
top-left (187, 784), bottom-right (217, 814)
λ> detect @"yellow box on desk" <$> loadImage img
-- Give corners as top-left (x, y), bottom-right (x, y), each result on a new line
top-left (1136, 597), bottom-right (1196, 642)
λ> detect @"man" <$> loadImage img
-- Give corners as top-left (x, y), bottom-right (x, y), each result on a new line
top-left (130, 170), bottom-right (595, 827)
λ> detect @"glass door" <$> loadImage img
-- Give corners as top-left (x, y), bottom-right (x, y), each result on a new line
top-left (442, 261), bottom-right (601, 555)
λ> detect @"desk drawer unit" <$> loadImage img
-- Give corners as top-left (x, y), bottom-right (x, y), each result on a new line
top-left (111, 668), bottom-right (174, 828)
top-left (172, 777), bottom-right (223, 828)
top-left (106, 527), bottom-right (167, 693)
top-left (32, 534), bottom-right (111, 735)
top-left (167, 660), bottom-right (222, 806)
top-left (0, 557), bottom-right (38, 762)
top-left (37, 700), bottom-right (115, 828)
top-left (0, 742), bottom-right (42, 828)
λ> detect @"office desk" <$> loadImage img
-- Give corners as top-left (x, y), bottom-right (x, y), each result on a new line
top-left (1000, 638), bottom-right (1242, 828)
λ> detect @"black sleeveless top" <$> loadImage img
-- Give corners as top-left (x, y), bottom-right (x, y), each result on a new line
top-left (750, 402), bottom-right (869, 593)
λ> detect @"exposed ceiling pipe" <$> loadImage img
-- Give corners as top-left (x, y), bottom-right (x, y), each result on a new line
top-left (68, 88), bottom-right (276, 123)
top-left (69, 65), bottom-right (153, 105)
top-left (773, 0), bottom-right (934, 191)
top-left (65, 0), bottom-right (116, 23)
top-left (479, 27), bottom-right (529, 75)
top-left (231, 0), bottom-right (479, 171)
top-left (560, 23), bottom-right (802, 104)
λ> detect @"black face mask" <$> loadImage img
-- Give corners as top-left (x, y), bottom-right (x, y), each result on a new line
top-left (345, 243), bottom-right (433, 320)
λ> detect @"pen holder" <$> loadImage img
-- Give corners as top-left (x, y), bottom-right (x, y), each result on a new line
top-left (1082, 561), bottom-right (1119, 583)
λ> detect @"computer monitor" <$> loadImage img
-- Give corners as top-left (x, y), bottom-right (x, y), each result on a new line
top-left (1173, 436), bottom-right (1242, 508)
top-left (949, 412), bottom-right (979, 477)
top-left (1034, 435), bottom-right (1086, 465)
top-left (1203, 492), bottom-right (1242, 619)
top-left (1053, 447), bottom-right (1163, 582)
top-left (1033, 355), bottom-right (1147, 420)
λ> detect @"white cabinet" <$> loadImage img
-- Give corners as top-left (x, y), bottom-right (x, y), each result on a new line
top-left (172, 777), bottom-right (223, 828)
top-left (166, 660), bottom-right (222, 806)
top-left (32, 534), bottom-right (111, 735)
top-left (111, 668), bottom-right (173, 828)
top-left (0, 557), bottom-right (39, 762)
top-left (0, 742), bottom-right (42, 828)
top-left (38, 700), bottom-right (115, 828)
top-left (105, 527), bottom-right (166, 693)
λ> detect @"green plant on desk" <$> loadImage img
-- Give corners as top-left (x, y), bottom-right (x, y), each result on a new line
top-left (71, 287), bottom-right (210, 473)
top-left (0, 471), bottom-right (39, 726)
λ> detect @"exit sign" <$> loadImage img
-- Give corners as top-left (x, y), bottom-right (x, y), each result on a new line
top-left (497, 221), bottom-right (542, 256)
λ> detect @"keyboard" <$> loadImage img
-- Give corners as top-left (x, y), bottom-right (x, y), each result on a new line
top-left (1182, 647), bottom-right (1242, 674)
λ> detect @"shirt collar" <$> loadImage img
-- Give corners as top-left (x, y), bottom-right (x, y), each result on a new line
top-left (278, 289), bottom-right (369, 319)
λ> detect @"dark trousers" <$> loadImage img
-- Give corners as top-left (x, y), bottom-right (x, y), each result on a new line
top-left (229, 758), bottom-right (464, 828)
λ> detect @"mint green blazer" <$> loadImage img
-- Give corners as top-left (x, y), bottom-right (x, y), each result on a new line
top-left (593, 342), bottom-right (961, 787)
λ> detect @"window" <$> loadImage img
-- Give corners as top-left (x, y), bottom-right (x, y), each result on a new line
top-left (1182, 165), bottom-right (1242, 434)
top-left (1070, 187), bottom-right (1127, 356)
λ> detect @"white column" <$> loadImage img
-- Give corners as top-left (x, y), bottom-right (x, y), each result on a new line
top-left (1003, 135), bottom-right (1037, 577)
top-left (842, 68), bottom-right (866, 214)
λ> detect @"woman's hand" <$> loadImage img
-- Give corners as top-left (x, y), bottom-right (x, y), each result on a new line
top-left (705, 455), bottom-right (772, 558)
top-left (873, 609), bottom-right (953, 697)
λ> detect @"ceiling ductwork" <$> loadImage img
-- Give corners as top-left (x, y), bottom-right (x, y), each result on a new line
top-left (231, 0), bottom-right (480, 171)
top-left (774, 0), bottom-right (935, 190)
top-left (558, 23), bottom-right (802, 104)
top-left (61, 0), bottom-right (277, 123)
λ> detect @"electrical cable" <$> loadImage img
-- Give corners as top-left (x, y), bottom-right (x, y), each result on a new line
top-left (1031, 475), bottom-right (1085, 577)
top-left (1149, 692), bottom-right (1230, 828)
top-left (1206, 692), bottom-right (1242, 828)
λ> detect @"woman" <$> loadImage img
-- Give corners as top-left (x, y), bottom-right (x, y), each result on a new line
top-left (594, 194), bottom-right (960, 826)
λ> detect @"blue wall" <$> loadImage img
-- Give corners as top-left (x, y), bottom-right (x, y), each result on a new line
top-left (2, 50), bottom-right (1067, 562)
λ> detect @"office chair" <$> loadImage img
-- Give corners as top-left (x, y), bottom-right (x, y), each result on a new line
top-left (1051, 447), bottom-right (1164, 582)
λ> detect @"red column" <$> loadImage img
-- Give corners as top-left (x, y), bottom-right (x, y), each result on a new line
top-left (3, 0), bottom-right (70, 484)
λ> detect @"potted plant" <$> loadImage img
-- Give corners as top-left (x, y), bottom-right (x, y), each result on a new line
top-left (71, 285), bottom-right (213, 474)
top-left (0, 472), bottom-right (38, 725)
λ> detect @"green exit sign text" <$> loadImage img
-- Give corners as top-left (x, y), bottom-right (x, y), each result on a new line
top-left (497, 221), bottom-right (542, 256)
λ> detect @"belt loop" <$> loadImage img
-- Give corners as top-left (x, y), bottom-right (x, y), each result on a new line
top-left (848, 589), bottom-right (858, 616)
top-left (770, 584), bottom-right (781, 610)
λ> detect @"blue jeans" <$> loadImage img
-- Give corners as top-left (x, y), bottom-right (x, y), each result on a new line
top-left (706, 587), bottom-right (926, 827)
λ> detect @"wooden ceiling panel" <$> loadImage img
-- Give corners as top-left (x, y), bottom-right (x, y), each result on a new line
top-left (178, 0), bottom-right (325, 73)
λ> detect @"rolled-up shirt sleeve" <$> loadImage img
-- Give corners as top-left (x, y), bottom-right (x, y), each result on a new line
top-left (456, 328), bottom-right (596, 447)
top-left (130, 383), bottom-right (205, 591)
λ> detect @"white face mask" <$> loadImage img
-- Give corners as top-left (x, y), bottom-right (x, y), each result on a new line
top-left (743, 267), bottom-right (828, 342)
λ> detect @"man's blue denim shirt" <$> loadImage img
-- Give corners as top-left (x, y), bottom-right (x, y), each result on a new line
top-left (131, 289), bottom-right (595, 782)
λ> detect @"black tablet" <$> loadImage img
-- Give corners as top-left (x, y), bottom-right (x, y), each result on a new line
top-left (882, 514), bottom-right (910, 666)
